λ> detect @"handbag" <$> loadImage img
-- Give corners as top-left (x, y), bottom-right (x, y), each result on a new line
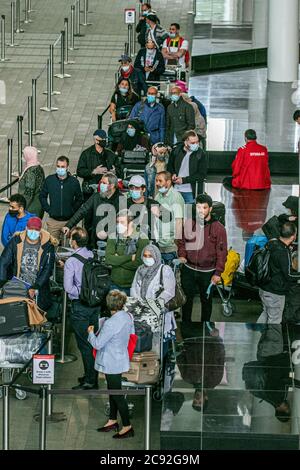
top-left (157, 266), bottom-right (186, 311)
top-left (134, 321), bottom-right (153, 353)
top-left (128, 333), bottom-right (138, 359)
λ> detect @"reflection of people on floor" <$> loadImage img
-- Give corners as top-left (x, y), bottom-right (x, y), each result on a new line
top-left (262, 195), bottom-right (299, 241)
top-left (242, 324), bottom-right (291, 422)
top-left (176, 322), bottom-right (225, 412)
top-left (226, 188), bottom-right (270, 240)
top-left (283, 252), bottom-right (300, 324)
top-left (223, 129), bottom-right (271, 190)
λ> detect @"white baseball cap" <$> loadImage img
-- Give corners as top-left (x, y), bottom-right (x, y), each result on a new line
top-left (128, 175), bottom-right (146, 187)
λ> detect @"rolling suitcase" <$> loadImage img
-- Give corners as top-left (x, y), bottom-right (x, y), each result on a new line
top-left (0, 300), bottom-right (30, 336)
top-left (122, 351), bottom-right (159, 384)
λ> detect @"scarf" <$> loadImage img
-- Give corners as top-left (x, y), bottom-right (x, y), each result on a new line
top-left (135, 244), bottom-right (162, 299)
top-left (20, 146), bottom-right (40, 179)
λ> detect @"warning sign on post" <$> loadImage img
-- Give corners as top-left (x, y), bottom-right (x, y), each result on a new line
top-left (125, 9), bottom-right (136, 24)
top-left (33, 355), bottom-right (55, 385)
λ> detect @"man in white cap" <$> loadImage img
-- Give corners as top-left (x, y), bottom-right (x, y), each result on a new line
top-left (127, 174), bottom-right (169, 241)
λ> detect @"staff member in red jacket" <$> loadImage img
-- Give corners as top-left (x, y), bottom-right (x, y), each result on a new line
top-left (223, 129), bottom-right (271, 190)
top-left (178, 194), bottom-right (227, 323)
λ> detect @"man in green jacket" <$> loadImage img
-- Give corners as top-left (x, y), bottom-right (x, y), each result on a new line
top-left (165, 85), bottom-right (195, 146)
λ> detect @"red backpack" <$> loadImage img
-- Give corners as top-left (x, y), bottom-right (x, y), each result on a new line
top-left (166, 36), bottom-right (190, 67)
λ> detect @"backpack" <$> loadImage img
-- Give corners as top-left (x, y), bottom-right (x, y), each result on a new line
top-left (211, 201), bottom-right (226, 226)
top-left (71, 254), bottom-right (111, 307)
top-left (221, 249), bottom-right (240, 286)
top-left (244, 235), bottom-right (268, 267)
top-left (166, 37), bottom-right (190, 67)
top-left (245, 243), bottom-right (272, 287)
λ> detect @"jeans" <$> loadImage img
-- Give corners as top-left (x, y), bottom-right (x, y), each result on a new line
top-left (105, 373), bottom-right (130, 426)
top-left (257, 289), bottom-right (285, 324)
top-left (180, 192), bottom-right (194, 204)
top-left (110, 284), bottom-right (131, 296)
top-left (181, 265), bottom-right (214, 322)
top-left (70, 300), bottom-right (100, 385)
top-left (161, 252), bottom-right (177, 267)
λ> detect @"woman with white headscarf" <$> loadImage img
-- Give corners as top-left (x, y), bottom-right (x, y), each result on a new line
top-left (130, 243), bottom-right (177, 345)
top-left (18, 146), bottom-right (45, 218)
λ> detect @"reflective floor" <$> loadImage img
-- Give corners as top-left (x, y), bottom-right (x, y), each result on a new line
top-left (161, 322), bottom-right (300, 450)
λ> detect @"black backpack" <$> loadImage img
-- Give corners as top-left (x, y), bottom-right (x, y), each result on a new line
top-left (245, 243), bottom-right (272, 287)
top-left (71, 254), bottom-right (111, 307)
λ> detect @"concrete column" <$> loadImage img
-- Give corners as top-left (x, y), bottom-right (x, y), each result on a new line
top-left (267, 0), bottom-right (299, 82)
top-left (242, 0), bottom-right (253, 23)
top-left (252, 0), bottom-right (268, 48)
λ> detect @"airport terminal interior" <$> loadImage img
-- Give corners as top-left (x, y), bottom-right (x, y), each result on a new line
top-left (0, 0), bottom-right (299, 451)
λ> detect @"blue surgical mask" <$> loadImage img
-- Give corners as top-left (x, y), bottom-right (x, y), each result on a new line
top-left (171, 94), bottom-right (180, 102)
top-left (119, 86), bottom-right (128, 95)
top-left (27, 230), bottom-right (40, 241)
top-left (158, 186), bottom-right (168, 194)
top-left (56, 168), bottom-right (67, 178)
top-left (130, 189), bottom-right (141, 200)
top-left (143, 257), bottom-right (155, 267)
top-left (147, 94), bottom-right (156, 104)
top-left (127, 127), bottom-right (136, 137)
top-left (169, 32), bottom-right (176, 38)
top-left (189, 143), bottom-right (199, 152)
top-left (146, 23), bottom-right (151, 29)
top-left (100, 183), bottom-right (108, 194)
top-left (142, 10), bottom-right (149, 16)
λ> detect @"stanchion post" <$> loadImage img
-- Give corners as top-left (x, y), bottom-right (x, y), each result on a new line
top-left (30, 79), bottom-right (44, 135)
top-left (24, 0), bottom-right (32, 24)
top-left (55, 291), bottom-right (77, 363)
top-left (6, 139), bottom-right (13, 199)
top-left (81, 0), bottom-right (92, 26)
top-left (2, 384), bottom-right (10, 450)
top-left (39, 387), bottom-right (47, 450)
top-left (17, 115), bottom-right (23, 175)
top-left (98, 114), bottom-right (102, 130)
top-left (50, 43), bottom-right (60, 95)
top-left (27, 96), bottom-right (33, 146)
top-left (55, 31), bottom-right (71, 79)
top-left (15, 0), bottom-right (24, 33)
top-left (64, 18), bottom-right (75, 64)
top-left (47, 332), bottom-right (53, 417)
top-left (69, 6), bottom-right (78, 50)
top-left (144, 386), bottom-right (151, 450)
top-left (40, 59), bottom-right (58, 112)
top-left (74, 0), bottom-right (84, 37)
top-left (7, 2), bottom-right (19, 47)
top-left (28, 0), bottom-right (36, 13)
top-left (1, 15), bottom-right (10, 62)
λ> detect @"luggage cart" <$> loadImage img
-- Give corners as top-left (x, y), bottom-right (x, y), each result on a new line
top-left (216, 282), bottom-right (235, 318)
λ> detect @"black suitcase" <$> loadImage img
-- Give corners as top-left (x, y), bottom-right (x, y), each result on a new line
top-left (122, 150), bottom-right (148, 165)
top-left (0, 301), bottom-right (30, 336)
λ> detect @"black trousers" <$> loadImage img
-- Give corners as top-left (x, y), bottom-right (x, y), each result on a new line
top-left (70, 300), bottom-right (99, 385)
top-left (181, 265), bottom-right (214, 322)
top-left (105, 374), bottom-right (130, 427)
top-left (222, 176), bottom-right (233, 188)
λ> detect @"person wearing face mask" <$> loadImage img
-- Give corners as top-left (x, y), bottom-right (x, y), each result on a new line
top-left (134, 39), bottom-right (165, 82)
top-left (131, 244), bottom-right (176, 346)
top-left (136, 3), bottom-right (157, 48)
top-left (116, 121), bottom-right (150, 156)
top-left (18, 146), bottom-right (45, 218)
top-left (0, 217), bottom-right (56, 312)
top-left (144, 13), bottom-right (168, 50)
top-left (154, 171), bottom-right (185, 265)
top-left (144, 142), bottom-right (170, 197)
top-left (165, 86), bottom-right (195, 147)
top-left (167, 130), bottom-right (207, 203)
top-left (118, 54), bottom-right (148, 98)
top-left (39, 156), bottom-right (83, 243)
top-left (105, 210), bottom-right (149, 295)
top-left (63, 173), bottom-right (126, 248)
top-left (1, 194), bottom-right (35, 248)
top-left (177, 194), bottom-right (227, 323)
top-left (130, 86), bottom-right (165, 144)
top-left (162, 23), bottom-right (189, 71)
top-left (77, 129), bottom-right (122, 204)
top-left (109, 78), bottom-right (139, 123)
top-left (63, 227), bottom-right (99, 390)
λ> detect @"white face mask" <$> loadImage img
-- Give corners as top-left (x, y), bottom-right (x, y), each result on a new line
top-left (143, 257), bottom-right (155, 267)
top-left (122, 65), bottom-right (130, 72)
top-left (116, 223), bottom-right (127, 235)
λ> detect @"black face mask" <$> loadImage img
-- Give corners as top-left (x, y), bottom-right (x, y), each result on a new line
top-left (9, 209), bottom-right (19, 217)
top-left (97, 140), bottom-right (107, 148)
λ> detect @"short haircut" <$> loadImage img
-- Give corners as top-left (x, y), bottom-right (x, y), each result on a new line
top-left (196, 193), bottom-right (213, 207)
top-left (183, 130), bottom-right (198, 141)
top-left (156, 170), bottom-right (172, 181)
top-left (57, 155), bottom-right (69, 166)
top-left (101, 172), bottom-right (118, 188)
top-left (170, 23), bottom-right (180, 30)
top-left (70, 227), bottom-right (89, 247)
top-left (9, 193), bottom-right (26, 210)
top-left (244, 129), bottom-right (257, 141)
top-left (143, 3), bottom-right (151, 9)
top-left (280, 221), bottom-right (297, 239)
top-left (106, 289), bottom-right (127, 312)
top-left (117, 209), bottom-right (135, 223)
top-left (293, 110), bottom-right (300, 121)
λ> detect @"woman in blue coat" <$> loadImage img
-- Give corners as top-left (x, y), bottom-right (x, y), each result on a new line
top-left (88, 290), bottom-right (135, 439)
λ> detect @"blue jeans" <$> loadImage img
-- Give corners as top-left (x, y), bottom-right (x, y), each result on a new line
top-left (110, 284), bottom-right (131, 296)
top-left (180, 192), bottom-right (194, 204)
top-left (161, 252), bottom-right (177, 267)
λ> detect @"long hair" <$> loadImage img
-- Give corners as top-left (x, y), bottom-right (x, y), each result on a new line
top-left (114, 77), bottom-right (137, 102)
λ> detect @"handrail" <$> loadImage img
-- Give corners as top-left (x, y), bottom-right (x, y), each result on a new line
top-left (0, 178), bottom-right (19, 196)
top-left (97, 104), bottom-right (110, 129)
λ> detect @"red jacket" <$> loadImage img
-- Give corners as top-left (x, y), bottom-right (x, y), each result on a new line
top-left (177, 218), bottom-right (227, 276)
top-left (232, 140), bottom-right (271, 190)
